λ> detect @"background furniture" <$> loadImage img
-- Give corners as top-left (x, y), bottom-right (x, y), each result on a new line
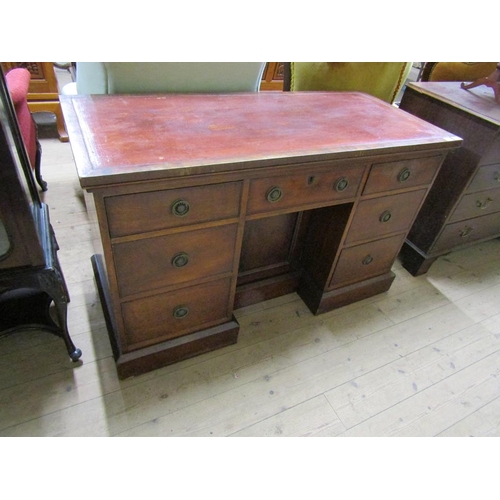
top-left (61, 91), bottom-right (460, 378)
top-left (399, 81), bottom-right (500, 275)
top-left (5, 68), bottom-right (46, 191)
top-left (62, 62), bottom-right (266, 95)
top-left (0, 69), bottom-right (81, 361)
top-left (283, 62), bottom-right (412, 104)
top-left (260, 63), bottom-right (284, 91)
top-left (421, 62), bottom-right (498, 83)
top-left (1, 62), bottom-right (68, 142)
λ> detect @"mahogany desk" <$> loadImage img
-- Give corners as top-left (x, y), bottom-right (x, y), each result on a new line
top-left (61, 92), bottom-right (460, 378)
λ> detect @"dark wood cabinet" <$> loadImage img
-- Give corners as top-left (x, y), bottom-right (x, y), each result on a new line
top-left (0, 69), bottom-right (80, 360)
top-left (399, 82), bottom-right (500, 275)
top-left (61, 91), bottom-right (461, 378)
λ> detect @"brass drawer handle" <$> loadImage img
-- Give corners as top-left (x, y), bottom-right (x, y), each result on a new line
top-left (362, 255), bottom-right (374, 266)
top-left (476, 197), bottom-right (493, 209)
top-left (335, 177), bottom-right (349, 192)
top-left (266, 187), bottom-right (283, 203)
top-left (398, 168), bottom-right (411, 182)
top-left (379, 210), bottom-right (392, 223)
top-left (459, 226), bottom-right (474, 238)
top-left (171, 252), bottom-right (189, 268)
top-left (171, 199), bottom-right (190, 217)
top-left (173, 305), bottom-right (189, 319)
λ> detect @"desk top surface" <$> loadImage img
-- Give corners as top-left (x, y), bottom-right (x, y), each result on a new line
top-left (406, 82), bottom-right (500, 126)
top-left (61, 92), bottom-right (461, 188)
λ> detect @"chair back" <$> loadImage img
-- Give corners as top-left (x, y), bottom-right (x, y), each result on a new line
top-left (68, 62), bottom-right (266, 94)
top-left (421, 62), bottom-right (498, 82)
top-left (5, 68), bottom-right (37, 169)
top-left (284, 62), bottom-right (412, 104)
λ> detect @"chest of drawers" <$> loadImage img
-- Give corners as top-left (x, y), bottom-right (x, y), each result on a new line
top-left (399, 82), bottom-right (500, 275)
top-left (61, 92), bottom-right (460, 378)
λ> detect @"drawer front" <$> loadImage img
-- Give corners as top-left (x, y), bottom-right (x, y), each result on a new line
top-left (432, 211), bottom-right (500, 254)
top-left (363, 155), bottom-right (442, 195)
top-left (114, 224), bottom-right (238, 297)
top-left (449, 186), bottom-right (500, 223)
top-left (121, 278), bottom-right (232, 349)
top-left (467, 163), bottom-right (500, 192)
top-left (106, 181), bottom-right (242, 238)
top-left (330, 233), bottom-right (405, 288)
top-left (246, 163), bottom-right (366, 215)
top-left (345, 189), bottom-right (427, 244)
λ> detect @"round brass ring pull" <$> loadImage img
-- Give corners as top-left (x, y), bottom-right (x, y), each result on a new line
top-left (172, 252), bottom-right (189, 268)
top-left (171, 199), bottom-right (190, 217)
top-left (398, 168), bottom-right (411, 182)
top-left (335, 177), bottom-right (349, 192)
top-left (173, 305), bottom-right (189, 319)
top-left (266, 187), bottom-right (283, 203)
top-left (362, 255), bottom-right (373, 266)
top-left (379, 210), bottom-right (392, 223)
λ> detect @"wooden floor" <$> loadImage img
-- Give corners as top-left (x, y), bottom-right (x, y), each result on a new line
top-left (1, 134), bottom-right (500, 437)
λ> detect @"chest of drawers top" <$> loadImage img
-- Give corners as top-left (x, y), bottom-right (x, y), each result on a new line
top-left (405, 82), bottom-right (500, 127)
top-left (61, 92), bottom-right (460, 189)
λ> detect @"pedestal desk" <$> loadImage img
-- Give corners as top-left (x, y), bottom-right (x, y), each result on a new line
top-left (399, 82), bottom-right (500, 275)
top-left (61, 92), bottom-right (460, 378)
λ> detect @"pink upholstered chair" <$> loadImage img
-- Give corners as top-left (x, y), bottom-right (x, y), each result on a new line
top-left (5, 68), bottom-right (46, 191)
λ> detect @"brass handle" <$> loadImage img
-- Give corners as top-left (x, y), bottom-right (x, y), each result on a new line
top-left (398, 168), bottom-right (411, 182)
top-left (459, 226), bottom-right (474, 238)
top-left (171, 252), bottom-right (189, 268)
top-left (335, 177), bottom-right (349, 192)
top-left (494, 172), bottom-right (500, 182)
top-left (266, 187), bottom-right (283, 203)
top-left (476, 197), bottom-right (493, 209)
top-left (362, 255), bottom-right (374, 266)
top-left (379, 210), bottom-right (392, 223)
top-left (171, 199), bottom-right (190, 217)
top-left (173, 305), bottom-right (189, 319)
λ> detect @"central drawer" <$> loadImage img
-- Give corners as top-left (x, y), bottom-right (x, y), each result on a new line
top-left (113, 224), bottom-right (238, 297)
top-left (106, 181), bottom-right (242, 238)
top-left (246, 163), bottom-right (366, 215)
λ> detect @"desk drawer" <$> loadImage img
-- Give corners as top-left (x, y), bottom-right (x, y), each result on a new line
top-left (363, 155), bottom-right (442, 195)
top-left (467, 163), bottom-right (500, 192)
top-left (106, 182), bottom-right (242, 238)
top-left (246, 163), bottom-right (366, 215)
top-left (449, 186), bottom-right (500, 223)
top-left (121, 278), bottom-right (232, 349)
top-left (345, 189), bottom-right (427, 244)
top-left (432, 211), bottom-right (500, 254)
top-left (330, 233), bottom-right (405, 288)
top-left (114, 224), bottom-right (238, 297)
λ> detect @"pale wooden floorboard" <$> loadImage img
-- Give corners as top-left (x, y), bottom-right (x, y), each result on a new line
top-left (1, 135), bottom-right (500, 437)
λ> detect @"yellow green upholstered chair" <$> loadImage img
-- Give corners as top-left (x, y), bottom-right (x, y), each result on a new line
top-left (283, 62), bottom-right (412, 104)
top-left (421, 62), bottom-right (498, 82)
